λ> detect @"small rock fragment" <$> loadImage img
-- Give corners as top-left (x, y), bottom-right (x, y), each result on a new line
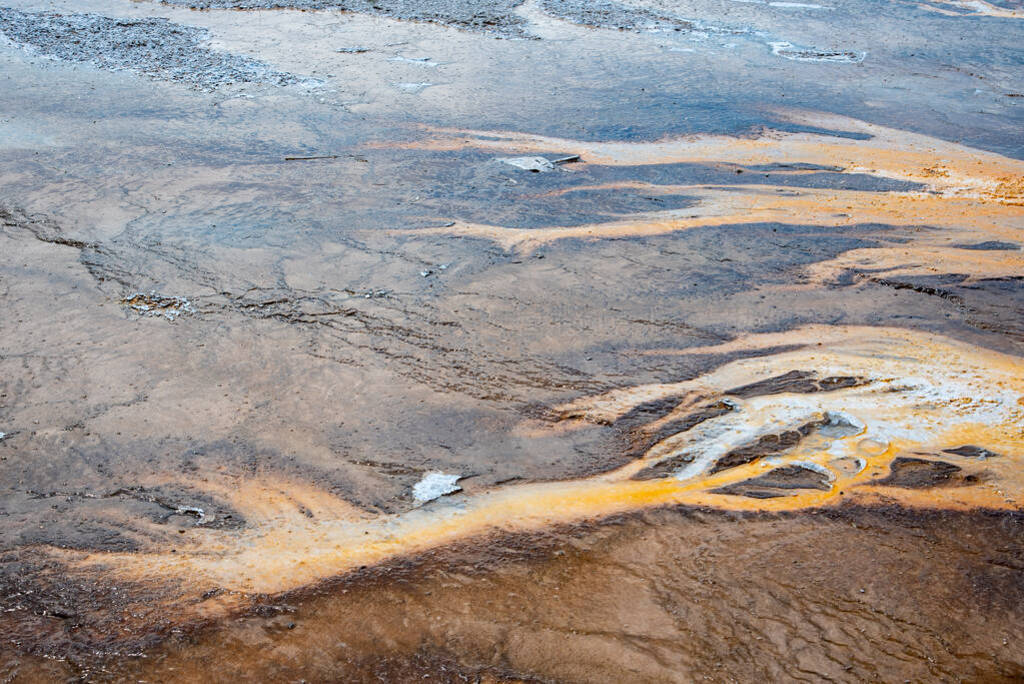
top-left (769, 41), bottom-right (865, 62)
top-left (389, 56), bottom-right (440, 67)
top-left (395, 82), bottom-right (434, 93)
top-left (500, 156), bottom-right (557, 172)
top-left (175, 505), bottom-right (213, 525)
top-left (122, 292), bottom-right (196, 320)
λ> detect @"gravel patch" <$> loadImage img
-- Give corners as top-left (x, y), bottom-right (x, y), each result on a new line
top-left (163, 0), bottom-right (531, 38)
top-left (0, 8), bottom-right (297, 89)
top-left (539, 0), bottom-right (696, 31)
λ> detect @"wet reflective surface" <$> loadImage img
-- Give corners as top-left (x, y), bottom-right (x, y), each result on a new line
top-left (0, 0), bottom-right (1022, 680)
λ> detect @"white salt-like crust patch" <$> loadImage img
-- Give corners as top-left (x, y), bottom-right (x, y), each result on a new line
top-left (388, 56), bottom-right (441, 67)
top-left (500, 156), bottom-right (557, 172)
top-left (769, 41), bottom-right (865, 63)
top-left (413, 472), bottom-right (462, 504)
top-left (394, 82), bottom-right (434, 93)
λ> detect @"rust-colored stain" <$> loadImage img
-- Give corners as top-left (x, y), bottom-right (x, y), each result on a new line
top-left (53, 113), bottom-right (1023, 615)
top-left (71, 325), bottom-right (1023, 601)
top-left (381, 112), bottom-right (1024, 278)
top-left (3, 2), bottom-right (1023, 678)
top-left (385, 110), bottom-right (1024, 193)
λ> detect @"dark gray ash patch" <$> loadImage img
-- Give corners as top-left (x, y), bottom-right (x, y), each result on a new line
top-left (713, 464), bottom-right (831, 499)
top-left (163, 0), bottom-right (531, 38)
top-left (0, 8), bottom-right (297, 89)
top-left (952, 241), bottom-right (1021, 251)
top-left (873, 457), bottom-right (965, 489)
top-left (539, 0), bottom-right (696, 32)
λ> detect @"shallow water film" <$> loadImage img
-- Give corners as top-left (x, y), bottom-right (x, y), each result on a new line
top-left (1, 0), bottom-right (1023, 680)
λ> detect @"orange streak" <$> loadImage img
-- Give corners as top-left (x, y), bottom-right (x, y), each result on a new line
top-left (74, 326), bottom-right (1024, 597)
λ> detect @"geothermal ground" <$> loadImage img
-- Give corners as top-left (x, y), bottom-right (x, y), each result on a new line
top-left (0, 0), bottom-right (1022, 681)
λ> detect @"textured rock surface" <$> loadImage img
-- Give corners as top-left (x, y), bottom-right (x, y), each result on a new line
top-left (0, 0), bottom-right (1021, 678)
